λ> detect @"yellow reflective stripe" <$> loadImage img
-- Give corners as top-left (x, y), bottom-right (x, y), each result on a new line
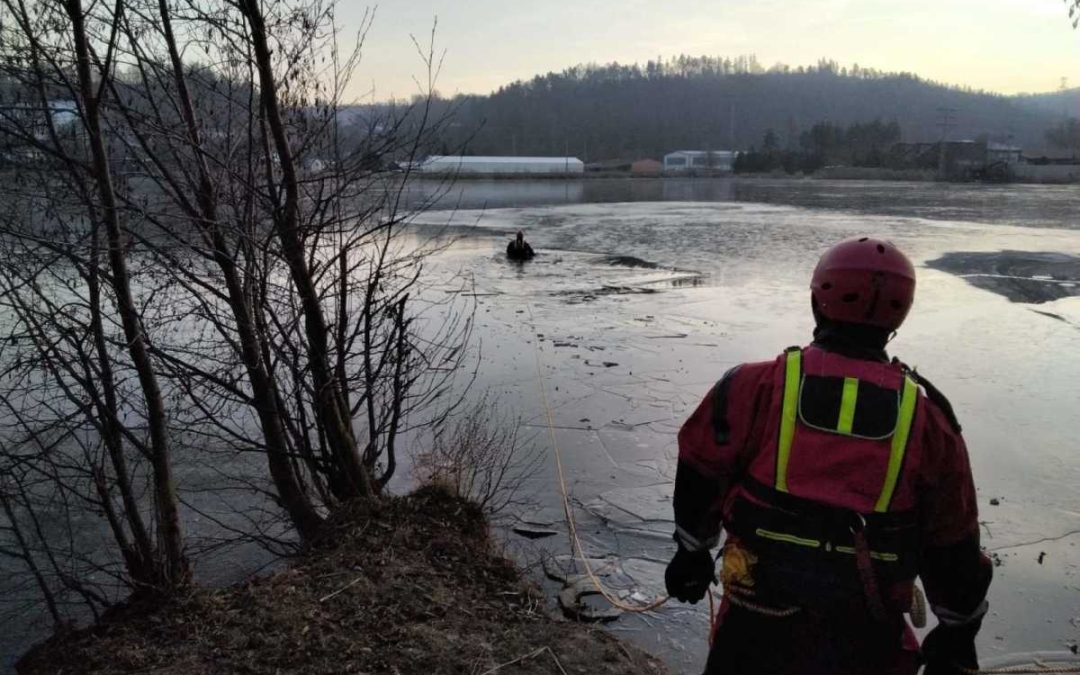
top-left (874, 375), bottom-right (919, 513)
top-left (833, 545), bottom-right (900, 562)
top-left (776, 349), bottom-right (801, 492)
top-left (837, 377), bottom-right (859, 434)
top-left (755, 528), bottom-right (821, 549)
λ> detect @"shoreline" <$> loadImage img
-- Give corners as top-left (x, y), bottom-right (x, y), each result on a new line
top-left (16, 486), bottom-right (666, 675)
top-left (408, 170), bottom-right (1077, 185)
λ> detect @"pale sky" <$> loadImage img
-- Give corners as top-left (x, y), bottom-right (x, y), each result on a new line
top-left (341, 0), bottom-right (1079, 102)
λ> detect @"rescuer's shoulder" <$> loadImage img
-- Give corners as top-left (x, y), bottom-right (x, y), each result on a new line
top-left (707, 358), bottom-right (776, 445)
top-left (714, 356), bottom-right (780, 391)
top-left (892, 357), bottom-right (962, 434)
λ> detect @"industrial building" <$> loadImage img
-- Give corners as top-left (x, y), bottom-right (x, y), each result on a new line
top-left (889, 141), bottom-right (1029, 180)
top-left (662, 150), bottom-right (738, 174)
top-left (631, 158), bottom-right (663, 176)
top-left (417, 155), bottom-right (584, 176)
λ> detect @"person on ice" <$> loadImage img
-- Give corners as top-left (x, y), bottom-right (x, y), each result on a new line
top-left (665, 237), bottom-right (992, 675)
top-left (506, 230), bottom-right (535, 261)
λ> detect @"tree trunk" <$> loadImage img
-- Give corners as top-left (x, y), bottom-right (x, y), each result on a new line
top-left (155, 0), bottom-right (323, 540)
top-left (238, 0), bottom-right (374, 500)
top-left (65, 0), bottom-right (186, 588)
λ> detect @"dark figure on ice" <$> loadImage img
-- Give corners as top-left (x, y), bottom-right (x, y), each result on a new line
top-left (665, 237), bottom-right (992, 675)
top-left (506, 230), bottom-right (535, 261)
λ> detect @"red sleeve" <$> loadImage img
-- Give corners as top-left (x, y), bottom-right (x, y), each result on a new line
top-left (918, 401), bottom-right (980, 547)
top-left (673, 362), bottom-right (774, 551)
top-left (917, 397), bottom-right (993, 621)
top-left (677, 361), bottom-right (775, 480)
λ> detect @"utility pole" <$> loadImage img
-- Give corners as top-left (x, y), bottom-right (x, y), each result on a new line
top-left (1061, 77), bottom-right (1070, 120)
top-left (936, 106), bottom-right (957, 179)
top-left (729, 101), bottom-right (736, 150)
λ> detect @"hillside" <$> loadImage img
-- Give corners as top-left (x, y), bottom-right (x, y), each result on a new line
top-left (418, 57), bottom-right (1071, 161)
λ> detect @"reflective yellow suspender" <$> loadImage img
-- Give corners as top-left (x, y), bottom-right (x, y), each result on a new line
top-left (775, 349), bottom-right (802, 493)
top-left (774, 349), bottom-right (919, 512)
top-left (874, 375), bottom-right (918, 513)
top-left (837, 378), bottom-right (859, 434)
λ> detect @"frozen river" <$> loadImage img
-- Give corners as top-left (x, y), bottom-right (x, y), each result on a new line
top-left (1, 176), bottom-right (1077, 672)
top-left (409, 177), bottom-right (1080, 673)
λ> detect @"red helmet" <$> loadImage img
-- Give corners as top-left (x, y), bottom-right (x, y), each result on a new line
top-left (810, 237), bottom-right (916, 331)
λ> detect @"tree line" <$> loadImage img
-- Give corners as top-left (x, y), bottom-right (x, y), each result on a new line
top-left (412, 56), bottom-right (1066, 161)
top-left (734, 119), bottom-right (904, 174)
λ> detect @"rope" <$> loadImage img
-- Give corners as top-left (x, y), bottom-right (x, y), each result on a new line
top-left (527, 304), bottom-right (668, 614)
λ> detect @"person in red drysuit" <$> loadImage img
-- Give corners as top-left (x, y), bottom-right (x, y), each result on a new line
top-left (665, 237), bottom-right (992, 675)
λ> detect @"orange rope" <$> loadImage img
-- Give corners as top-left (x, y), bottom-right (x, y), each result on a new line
top-left (708, 590), bottom-right (717, 643)
top-left (529, 312), bottom-right (668, 613)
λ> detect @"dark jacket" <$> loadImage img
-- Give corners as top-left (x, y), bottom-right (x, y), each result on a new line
top-left (674, 340), bottom-right (991, 674)
top-left (507, 239), bottom-right (535, 260)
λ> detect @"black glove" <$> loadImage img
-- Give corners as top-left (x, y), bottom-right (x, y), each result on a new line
top-left (664, 546), bottom-right (715, 603)
top-left (920, 621), bottom-right (981, 675)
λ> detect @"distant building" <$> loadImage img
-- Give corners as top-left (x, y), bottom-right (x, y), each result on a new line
top-left (1015, 149), bottom-right (1080, 183)
top-left (0, 100), bottom-right (78, 141)
top-left (585, 159), bottom-right (631, 173)
top-left (1022, 148), bottom-right (1079, 165)
top-left (986, 143), bottom-right (1022, 166)
top-left (662, 150), bottom-right (738, 174)
top-left (630, 158), bottom-right (662, 176)
top-left (417, 155), bottom-right (584, 176)
top-left (888, 141), bottom-right (1022, 180)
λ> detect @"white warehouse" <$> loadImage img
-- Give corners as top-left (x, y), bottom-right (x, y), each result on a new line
top-left (663, 150), bottom-right (739, 174)
top-left (417, 155), bottom-right (584, 176)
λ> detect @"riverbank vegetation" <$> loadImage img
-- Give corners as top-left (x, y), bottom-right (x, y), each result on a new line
top-left (0, 0), bottom-right (478, 659)
top-left (17, 485), bottom-right (665, 674)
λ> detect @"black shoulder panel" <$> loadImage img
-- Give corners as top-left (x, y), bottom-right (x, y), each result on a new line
top-left (711, 366), bottom-right (742, 445)
top-left (799, 375), bottom-right (899, 439)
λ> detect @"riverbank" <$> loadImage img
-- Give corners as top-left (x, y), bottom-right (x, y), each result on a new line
top-left (415, 168), bottom-right (1077, 184)
top-left (16, 486), bottom-right (665, 674)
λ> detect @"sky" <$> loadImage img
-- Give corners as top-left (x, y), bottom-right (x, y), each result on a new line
top-left (337, 0), bottom-right (1079, 102)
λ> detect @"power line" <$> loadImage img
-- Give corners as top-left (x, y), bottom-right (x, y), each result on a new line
top-left (936, 106), bottom-right (958, 142)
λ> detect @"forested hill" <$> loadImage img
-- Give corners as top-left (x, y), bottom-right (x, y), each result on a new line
top-left (431, 57), bottom-right (1072, 160)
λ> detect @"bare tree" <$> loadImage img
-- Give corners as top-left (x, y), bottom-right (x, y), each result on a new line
top-left (413, 395), bottom-right (541, 517)
top-left (0, 0), bottom-right (187, 604)
top-left (0, 0), bottom-right (474, 643)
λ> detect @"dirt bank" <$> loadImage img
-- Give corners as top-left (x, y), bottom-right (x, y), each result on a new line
top-left (17, 487), bottom-right (665, 675)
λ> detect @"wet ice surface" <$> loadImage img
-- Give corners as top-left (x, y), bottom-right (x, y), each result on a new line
top-left (413, 181), bottom-right (1080, 673)
top-left (927, 251), bottom-right (1080, 304)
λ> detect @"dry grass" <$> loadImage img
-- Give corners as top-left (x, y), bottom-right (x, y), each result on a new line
top-left (413, 397), bottom-right (542, 516)
top-left (17, 486), bottom-right (666, 675)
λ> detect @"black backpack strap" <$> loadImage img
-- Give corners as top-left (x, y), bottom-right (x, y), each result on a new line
top-left (711, 366), bottom-right (742, 445)
top-left (892, 358), bottom-right (962, 433)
